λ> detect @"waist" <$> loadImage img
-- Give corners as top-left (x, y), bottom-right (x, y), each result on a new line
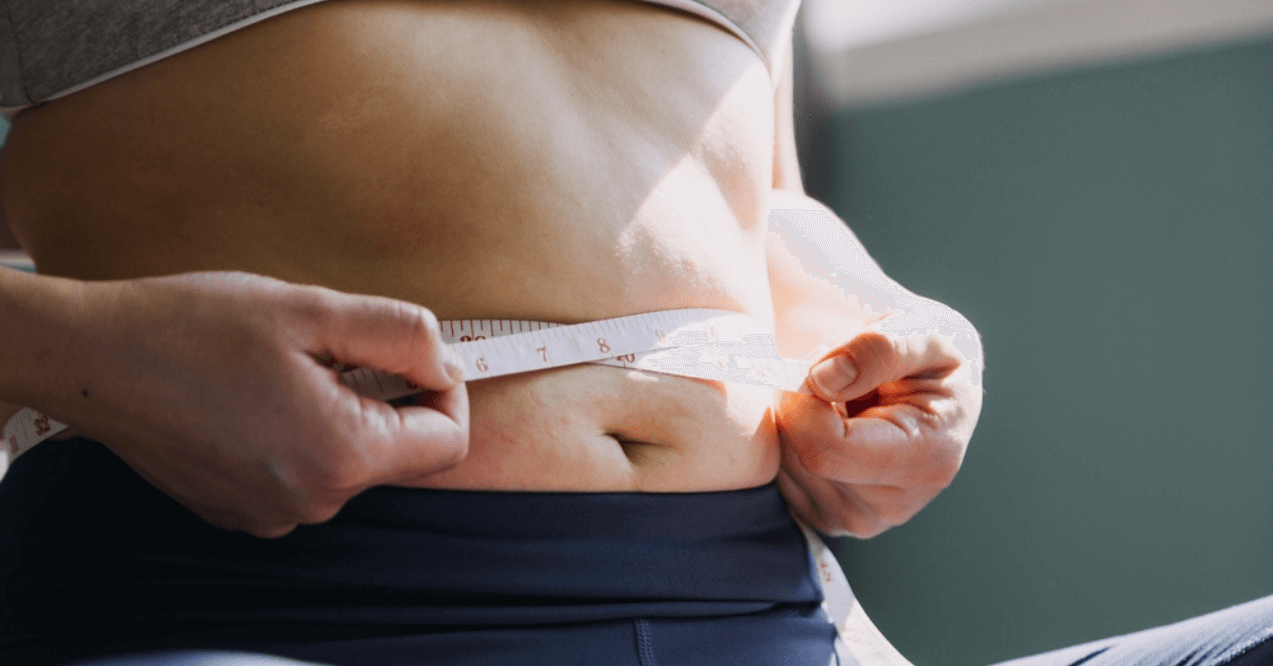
top-left (407, 314), bottom-right (784, 492)
top-left (6, 311), bottom-right (786, 491)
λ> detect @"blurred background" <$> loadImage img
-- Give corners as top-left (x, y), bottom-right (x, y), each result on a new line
top-left (3, 1), bottom-right (1273, 664)
top-left (791, 0), bottom-right (1273, 664)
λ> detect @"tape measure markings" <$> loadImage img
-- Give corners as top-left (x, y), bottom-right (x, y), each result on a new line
top-left (3, 309), bottom-right (812, 467)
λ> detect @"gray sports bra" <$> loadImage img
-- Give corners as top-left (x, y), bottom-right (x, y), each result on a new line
top-left (0, 0), bottom-right (801, 120)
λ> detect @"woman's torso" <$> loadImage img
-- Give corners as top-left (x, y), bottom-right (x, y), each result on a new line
top-left (1, 0), bottom-right (786, 492)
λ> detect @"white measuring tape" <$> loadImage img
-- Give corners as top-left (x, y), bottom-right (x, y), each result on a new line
top-left (1, 306), bottom-right (910, 664)
top-left (343, 307), bottom-right (813, 402)
top-left (3, 308), bottom-right (812, 464)
top-left (799, 522), bottom-right (914, 666)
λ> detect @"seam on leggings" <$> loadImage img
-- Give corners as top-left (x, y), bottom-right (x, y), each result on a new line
top-left (635, 618), bottom-right (657, 666)
top-left (1216, 626), bottom-right (1273, 665)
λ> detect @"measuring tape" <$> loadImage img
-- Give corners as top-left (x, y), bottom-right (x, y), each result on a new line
top-left (3, 308), bottom-right (813, 465)
top-left (798, 522), bottom-right (914, 666)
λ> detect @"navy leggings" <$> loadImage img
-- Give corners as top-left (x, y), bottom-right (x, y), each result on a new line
top-left (4, 440), bottom-right (1271, 666)
top-left (0, 439), bottom-right (834, 666)
top-left (990, 594), bottom-right (1273, 666)
top-left (60, 598), bottom-right (1273, 666)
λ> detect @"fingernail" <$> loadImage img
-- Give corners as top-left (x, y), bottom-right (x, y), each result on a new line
top-left (811, 357), bottom-right (856, 395)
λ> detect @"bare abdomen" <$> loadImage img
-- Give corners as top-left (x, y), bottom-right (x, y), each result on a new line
top-left (1, 0), bottom-right (782, 491)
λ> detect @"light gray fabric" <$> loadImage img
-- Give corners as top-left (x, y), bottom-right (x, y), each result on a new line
top-left (0, 1), bottom-right (305, 109)
top-left (703, 0), bottom-right (798, 68)
top-left (0, 0), bottom-right (798, 115)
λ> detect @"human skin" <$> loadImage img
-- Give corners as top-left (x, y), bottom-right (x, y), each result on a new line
top-left (0, 0), bottom-right (980, 538)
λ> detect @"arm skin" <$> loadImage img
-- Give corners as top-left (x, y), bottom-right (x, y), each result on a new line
top-left (1, 141), bottom-right (32, 428)
top-left (765, 41), bottom-right (884, 361)
top-left (766, 41), bottom-right (985, 538)
top-left (0, 136), bottom-right (12, 248)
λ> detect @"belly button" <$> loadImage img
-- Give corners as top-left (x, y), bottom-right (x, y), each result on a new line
top-left (606, 432), bottom-right (665, 465)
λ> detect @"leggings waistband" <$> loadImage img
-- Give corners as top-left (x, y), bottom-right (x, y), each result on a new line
top-left (1, 439), bottom-right (822, 634)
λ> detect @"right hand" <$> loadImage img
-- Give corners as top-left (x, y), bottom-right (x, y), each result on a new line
top-left (50, 271), bottom-right (469, 537)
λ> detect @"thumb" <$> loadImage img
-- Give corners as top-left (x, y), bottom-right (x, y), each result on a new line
top-left (805, 327), bottom-right (956, 404)
top-left (805, 330), bottom-right (896, 403)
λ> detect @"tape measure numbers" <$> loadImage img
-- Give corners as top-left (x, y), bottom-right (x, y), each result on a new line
top-left (4, 308), bottom-right (812, 464)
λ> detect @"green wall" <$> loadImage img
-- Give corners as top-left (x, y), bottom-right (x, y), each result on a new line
top-left (811, 35), bottom-right (1273, 665)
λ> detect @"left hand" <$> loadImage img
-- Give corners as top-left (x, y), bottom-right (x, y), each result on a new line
top-left (775, 308), bottom-right (983, 538)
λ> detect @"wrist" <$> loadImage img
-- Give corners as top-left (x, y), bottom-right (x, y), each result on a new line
top-left (0, 268), bottom-right (95, 411)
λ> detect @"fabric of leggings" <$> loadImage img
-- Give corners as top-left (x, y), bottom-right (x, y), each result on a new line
top-left (0, 438), bottom-right (835, 666)
top-left (64, 596), bottom-right (1273, 666)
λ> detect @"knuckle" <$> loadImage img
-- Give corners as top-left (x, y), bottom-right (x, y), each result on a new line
top-left (853, 331), bottom-right (901, 372)
top-left (290, 285), bottom-right (340, 330)
top-left (394, 301), bottom-right (441, 344)
top-left (794, 440), bottom-right (838, 478)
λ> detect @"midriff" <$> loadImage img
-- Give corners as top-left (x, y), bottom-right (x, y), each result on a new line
top-left (0, 0), bottom-right (783, 492)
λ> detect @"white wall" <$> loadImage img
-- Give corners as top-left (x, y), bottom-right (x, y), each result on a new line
top-left (805, 0), bottom-right (1273, 108)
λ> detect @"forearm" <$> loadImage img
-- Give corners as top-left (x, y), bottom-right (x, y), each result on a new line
top-left (1, 138), bottom-right (20, 250)
top-left (767, 190), bottom-right (906, 356)
top-left (767, 190), bottom-right (983, 383)
top-left (0, 267), bottom-right (89, 417)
